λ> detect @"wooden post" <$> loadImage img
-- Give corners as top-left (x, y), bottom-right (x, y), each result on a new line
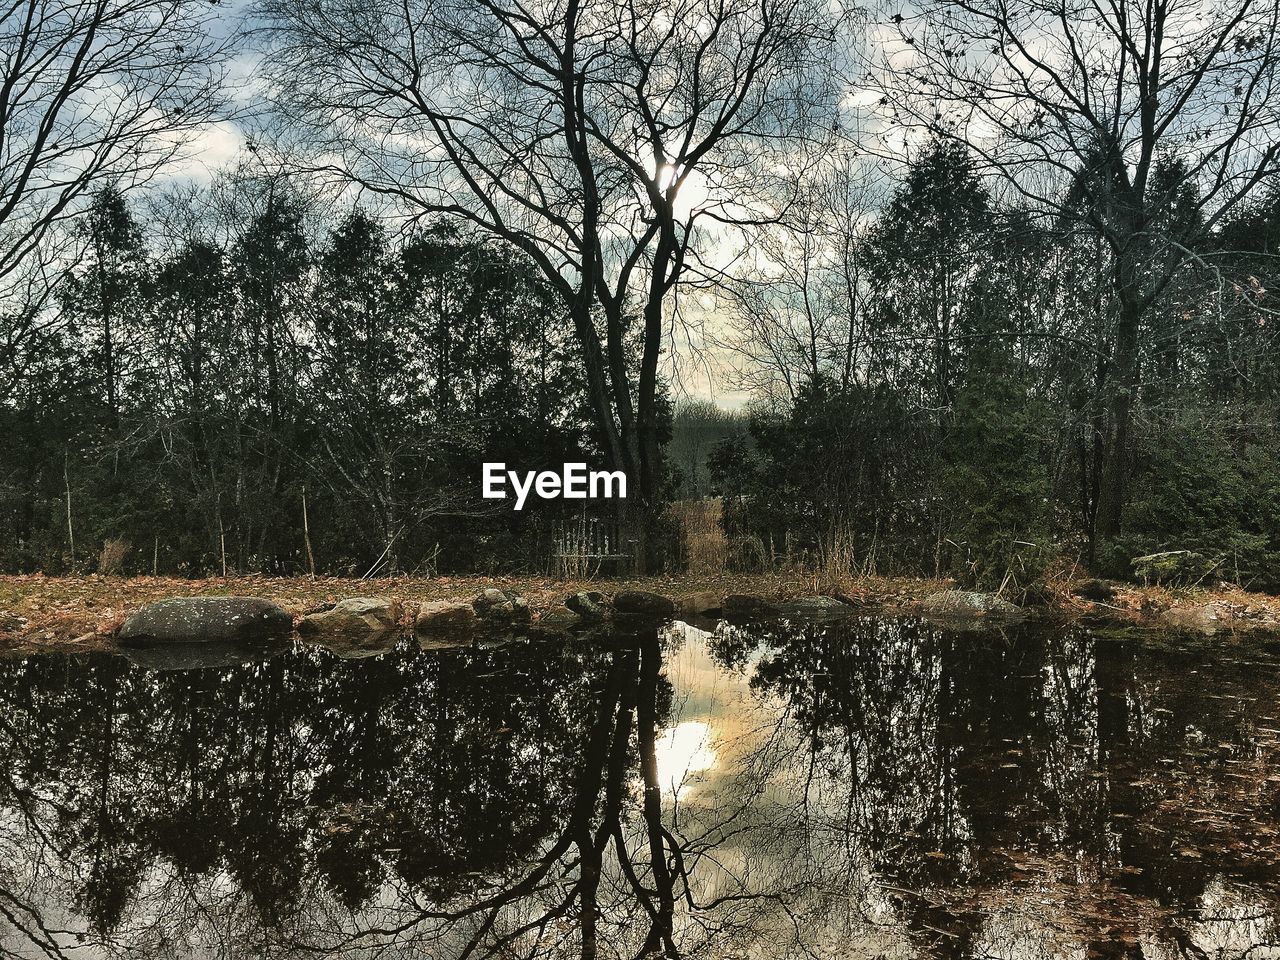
top-left (153, 537), bottom-right (158, 576)
top-left (302, 485), bottom-right (316, 578)
top-left (218, 498), bottom-right (227, 578)
top-left (64, 451), bottom-right (75, 571)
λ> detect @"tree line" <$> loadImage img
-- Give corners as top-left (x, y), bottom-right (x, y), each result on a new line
top-left (1, 0), bottom-right (1278, 585)
top-left (709, 142), bottom-right (1280, 590)
top-left (1, 179), bottom-right (601, 575)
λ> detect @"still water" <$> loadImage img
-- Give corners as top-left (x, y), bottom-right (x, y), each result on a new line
top-left (2, 615), bottom-right (1280, 958)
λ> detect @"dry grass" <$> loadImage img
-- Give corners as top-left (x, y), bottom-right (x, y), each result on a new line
top-left (667, 499), bottom-right (729, 573)
top-left (819, 522), bottom-right (861, 582)
top-left (99, 538), bottom-right (131, 576)
top-left (1038, 566), bottom-right (1280, 631)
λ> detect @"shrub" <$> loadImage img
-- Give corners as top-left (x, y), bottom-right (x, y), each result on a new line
top-left (1114, 406), bottom-right (1280, 588)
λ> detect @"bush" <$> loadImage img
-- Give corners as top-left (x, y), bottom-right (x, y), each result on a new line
top-left (727, 535), bottom-right (769, 573)
top-left (1113, 406), bottom-right (1280, 588)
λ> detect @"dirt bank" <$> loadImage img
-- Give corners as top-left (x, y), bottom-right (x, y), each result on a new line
top-left (2, 572), bottom-right (1278, 655)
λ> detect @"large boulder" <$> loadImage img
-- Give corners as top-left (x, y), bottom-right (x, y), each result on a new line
top-left (298, 598), bottom-right (400, 638)
top-left (473, 590), bottom-right (531, 624)
top-left (613, 591), bottom-right (675, 618)
top-left (118, 597), bottom-right (292, 645)
top-left (416, 600), bottom-right (479, 634)
top-left (566, 591), bottom-right (609, 621)
top-left (918, 590), bottom-right (1022, 619)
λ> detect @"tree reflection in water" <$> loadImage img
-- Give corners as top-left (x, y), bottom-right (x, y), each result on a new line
top-left (730, 616), bottom-right (1280, 957)
top-left (1, 616), bottom-right (1279, 958)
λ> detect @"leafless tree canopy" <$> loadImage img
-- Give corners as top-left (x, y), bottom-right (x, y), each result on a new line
top-left (260, 0), bottom-right (846, 529)
top-left (880, 0), bottom-right (1280, 223)
top-left (0, 0), bottom-right (235, 289)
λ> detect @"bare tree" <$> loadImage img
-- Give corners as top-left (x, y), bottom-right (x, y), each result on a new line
top-left (0, 0), bottom-right (235, 407)
top-left (716, 151), bottom-right (880, 404)
top-left (876, 0), bottom-right (1280, 542)
top-left (260, 0), bottom-right (843, 565)
top-left (0, 259), bottom-right (57, 397)
top-left (0, 0), bottom-right (235, 282)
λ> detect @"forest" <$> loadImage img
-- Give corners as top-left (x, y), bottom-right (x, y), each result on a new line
top-left (1, 0), bottom-right (1278, 593)
top-left (2, 184), bottom-right (601, 576)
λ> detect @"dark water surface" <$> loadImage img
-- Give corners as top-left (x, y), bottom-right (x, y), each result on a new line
top-left (3, 616), bottom-right (1280, 958)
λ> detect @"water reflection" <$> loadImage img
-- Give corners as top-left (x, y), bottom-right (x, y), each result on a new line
top-left (654, 721), bottom-right (716, 799)
top-left (1, 617), bottom-right (1279, 958)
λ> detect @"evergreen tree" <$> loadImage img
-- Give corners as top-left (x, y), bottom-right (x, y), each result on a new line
top-left (62, 189), bottom-right (148, 426)
top-left (864, 141), bottom-right (992, 408)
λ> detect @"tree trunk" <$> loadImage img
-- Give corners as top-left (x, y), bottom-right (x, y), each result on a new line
top-left (1096, 291), bottom-right (1141, 542)
top-left (636, 632), bottom-right (677, 956)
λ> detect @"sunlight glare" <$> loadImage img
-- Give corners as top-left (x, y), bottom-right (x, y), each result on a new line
top-left (655, 720), bottom-right (717, 799)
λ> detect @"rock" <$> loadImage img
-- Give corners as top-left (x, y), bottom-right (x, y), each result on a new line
top-left (675, 592), bottom-right (723, 617)
top-left (0, 611), bottom-right (27, 633)
top-left (416, 601), bottom-right (479, 634)
top-left (723, 594), bottom-right (779, 615)
top-left (919, 590), bottom-right (1022, 619)
top-left (118, 597), bottom-right (292, 645)
top-left (1072, 579), bottom-right (1115, 602)
top-left (472, 590), bottom-right (531, 624)
top-left (298, 598), bottom-right (400, 638)
top-left (301, 598), bottom-right (402, 659)
top-left (1159, 605), bottom-right (1220, 636)
top-left (566, 591), bottom-right (608, 621)
top-left (473, 588), bottom-right (510, 611)
top-left (777, 595), bottom-right (852, 618)
top-left (613, 591), bottom-right (675, 618)
top-left (493, 596), bottom-right (531, 623)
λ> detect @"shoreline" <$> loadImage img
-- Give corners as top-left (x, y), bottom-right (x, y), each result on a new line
top-left (3, 571), bottom-right (1280, 655)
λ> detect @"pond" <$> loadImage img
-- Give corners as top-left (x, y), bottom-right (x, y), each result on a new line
top-left (2, 615), bottom-right (1280, 958)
